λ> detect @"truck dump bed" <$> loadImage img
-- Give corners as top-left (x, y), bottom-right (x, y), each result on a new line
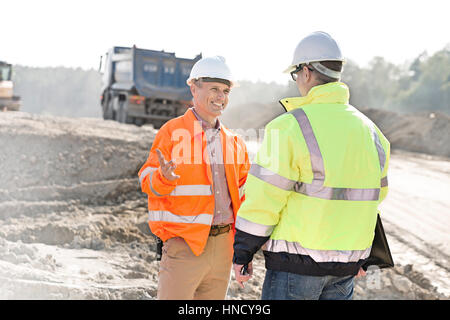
top-left (101, 46), bottom-right (201, 127)
top-left (109, 46), bottom-right (200, 101)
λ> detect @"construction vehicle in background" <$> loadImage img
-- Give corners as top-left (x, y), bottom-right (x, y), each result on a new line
top-left (99, 46), bottom-right (201, 128)
top-left (0, 61), bottom-right (21, 111)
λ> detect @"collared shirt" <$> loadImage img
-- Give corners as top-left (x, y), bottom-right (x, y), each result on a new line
top-left (191, 108), bottom-right (234, 226)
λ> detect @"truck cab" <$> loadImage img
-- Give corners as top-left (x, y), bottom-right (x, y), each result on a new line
top-left (0, 61), bottom-right (21, 111)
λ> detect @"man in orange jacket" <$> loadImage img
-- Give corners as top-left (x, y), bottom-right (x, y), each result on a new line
top-left (138, 56), bottom-right (250, 300)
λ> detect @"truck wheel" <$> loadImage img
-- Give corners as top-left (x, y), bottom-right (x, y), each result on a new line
top-left (103, 100), bottom-right (113, 120)
top-left (153, 120), bottom-right (166, 129)
top-left (117, 99), bottom-right (129, 123)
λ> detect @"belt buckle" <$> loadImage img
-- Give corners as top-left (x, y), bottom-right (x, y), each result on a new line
top-left (221, 224), bottom-right (230, 234)
top-left (209, 224), bottom-right (230, 237)
top-left (210, 227), bottom-right (219, 237)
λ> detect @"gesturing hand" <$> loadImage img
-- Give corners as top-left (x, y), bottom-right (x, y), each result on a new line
top-left (156, 148), bottom-right (180, 181)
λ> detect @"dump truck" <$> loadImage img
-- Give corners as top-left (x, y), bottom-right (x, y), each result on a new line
top-left (0, 61), bottom-right (21, 111)
top-left (99, 46), bottom-right (201, 128)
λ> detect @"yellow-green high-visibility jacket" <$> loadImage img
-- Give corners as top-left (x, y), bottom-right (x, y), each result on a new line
top-left (233, 82), bottom-right (390, 276)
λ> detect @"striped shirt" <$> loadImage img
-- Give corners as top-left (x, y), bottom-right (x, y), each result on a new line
top-left (191, 108), bottom-right (234, 226)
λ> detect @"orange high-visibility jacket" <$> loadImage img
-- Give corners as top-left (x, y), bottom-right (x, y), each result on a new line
top-left (138, 108), bottom-right (250, 256)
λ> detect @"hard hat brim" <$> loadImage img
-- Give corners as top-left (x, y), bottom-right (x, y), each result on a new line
top-left (283, 58), bottom-right (347, 74)
top-left (283, 65), bottom-right (296, 74)
top-left (187, 77), bottom-right (238, 88)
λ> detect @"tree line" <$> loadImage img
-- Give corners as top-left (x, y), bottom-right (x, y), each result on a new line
top-left (12, 65), bottom-right (102, 118)
top-left (230, 45), bottom-right (450, 115)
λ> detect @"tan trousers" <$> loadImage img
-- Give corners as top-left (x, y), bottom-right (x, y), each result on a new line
top-left (157, 230), bottom-right (234, 300)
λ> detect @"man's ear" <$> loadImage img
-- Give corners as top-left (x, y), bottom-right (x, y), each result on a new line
top-left (190, 84), bottom-right (196, 96)
top-left (305, 67), bottom-right (314, 84)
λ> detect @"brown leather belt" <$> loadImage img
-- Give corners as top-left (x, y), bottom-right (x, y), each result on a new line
top-left (209, 224), bottom-right (232, 237)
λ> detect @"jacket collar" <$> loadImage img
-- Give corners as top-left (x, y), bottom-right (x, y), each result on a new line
top-left (279, 82), bottom-right (350, 112)
top-left (182, 108), bottom-right (223, 138)
top-left (191, 107), bottom-right (221, 131)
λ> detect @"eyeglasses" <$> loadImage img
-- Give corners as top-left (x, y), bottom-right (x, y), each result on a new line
top-left (290, 64), bottom-right (314, 81)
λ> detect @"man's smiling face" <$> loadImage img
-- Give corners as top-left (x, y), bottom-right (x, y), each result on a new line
top-left (191, 80), bottom-right (231, 123)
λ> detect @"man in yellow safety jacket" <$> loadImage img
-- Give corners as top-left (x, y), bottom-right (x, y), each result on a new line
top-left (232, 31), bottom-right (390, 300)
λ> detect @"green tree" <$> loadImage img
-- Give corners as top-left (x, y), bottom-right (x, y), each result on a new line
top-left (390, 47), bottom-right (450, 113)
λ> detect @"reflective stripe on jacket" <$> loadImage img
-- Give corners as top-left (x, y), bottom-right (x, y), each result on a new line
top-left (235, 82), bottom-right (390, 271)
top-left (139, 108), bottom-right (250, 256)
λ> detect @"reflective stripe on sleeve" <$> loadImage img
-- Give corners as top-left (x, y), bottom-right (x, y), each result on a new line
top-left (249, 163), bottom-right (297, 191)
top-left (143, 167), bottom-right (213, 197)
top-left (148, 210), bottom-right (213, 226)
top-left (235, 216), bottom-right (275, 237)
top-left (263, 239), bottom-right (372, 263)
top-left (381, 176), bottom-right (388, 187)
top-left (149, 171), bottom-right (171, 197)
top-left (139, 166), bottom-right (157, 185)
top-left (372, 130), bottom-right (386, 173)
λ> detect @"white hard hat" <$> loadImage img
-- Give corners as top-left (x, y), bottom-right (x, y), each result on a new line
top-left (187, 55), bottom-right (236, 87)
top-left (284, 31), bottom-right (345, 78)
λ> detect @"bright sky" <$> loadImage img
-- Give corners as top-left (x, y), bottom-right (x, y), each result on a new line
top-left (3, 0), bottom-right (449, 84)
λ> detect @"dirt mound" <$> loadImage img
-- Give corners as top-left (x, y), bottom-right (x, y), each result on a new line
top-left (0, 111), bottom-right (159, 299)
top-left (0, 112), bottom-right (156, 215)
top-left (361, 109), bottom-right (450, 158)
